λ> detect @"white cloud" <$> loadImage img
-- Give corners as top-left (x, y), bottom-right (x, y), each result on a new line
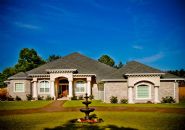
top-left (132, 45), bottom-right (143, 50)
top-left (15, 22), bottom-right (40, 30)
top-left (135, 52), bottom-right (164, 63)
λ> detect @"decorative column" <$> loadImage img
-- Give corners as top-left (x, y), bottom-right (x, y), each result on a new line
top-left (68, 79), bottom-right (73, 98)
top-left (154, 86), bottom-right (159, 103)
top-left (32, 78), bottom-right (38, 100)
top-left (50, 80), bottom-right (56, 100)
top-left (87, 77), bottom-right (91, 96)
top-left (173, 81), bottom-right (176, 99)
top-left (128, 86), bottom-right (134, 104)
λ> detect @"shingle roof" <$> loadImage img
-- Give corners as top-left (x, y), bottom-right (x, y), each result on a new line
top-left (8, 72), bottom-right (31, 80)
top-left (162, 73), bottom-right (180, 78)
top-left (27, 52), bottom-right (117, 81)
top-left (9, 53), bottom-right (181, 81)
top-left (119, 61), bottom-right (162, 74)
top-left (104, 61), bottom-right (179, 79)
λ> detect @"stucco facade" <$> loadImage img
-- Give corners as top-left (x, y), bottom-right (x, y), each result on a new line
top-left (7, 79), bottom-right (31, 100)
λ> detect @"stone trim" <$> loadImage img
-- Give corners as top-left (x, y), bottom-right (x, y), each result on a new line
top-left (29, 74), bottom-right (50, 78)
top-left (101, 79), bottom-right (127, 82)
top-left (125, 73), bottom-right (165, 77)
top-left (73, 74), bottom-right (96, 78)
top-left (46, 69), bottom-right (77, 73)
top-left (160, 78), bottom-right (185, 81)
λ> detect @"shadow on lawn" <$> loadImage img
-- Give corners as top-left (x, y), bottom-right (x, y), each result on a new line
top-left (45, 119), bottom-right (138, 130)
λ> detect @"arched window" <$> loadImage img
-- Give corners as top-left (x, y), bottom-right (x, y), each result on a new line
top-left (39, 80), bottom-right (50, 93)
top-left (75, 81), bottom-right (86, 93)
top-left (136, 84), bottom-right (151, 99)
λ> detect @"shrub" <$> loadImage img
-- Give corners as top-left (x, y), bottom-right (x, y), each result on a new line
top-left (26, 94), bottom-right (32, 101)
top-left (89, 95), bottom-right (94, 100)
top-left (71, 96), bottom-right (77, 100)
top-left (7, 95), bottom-right (14, 101)
top-left (147, 101), bottom-right (153, 104)
top-left (120, 98), bottom-right (128, 104)
top-left (161, 96), bottom-right (175, 103)
top-left (110, 96), bottom-right (118, 104)
top-left (15, 96), bottom-right (21, 101)
top-left (0, 88), bottom-right (7, 101)
top-left (78, 95), bottom-right (83, 100)
top-left (46, 95), bottom-right (52, 100)
top-left (38, 95), bottom-right (44, 100)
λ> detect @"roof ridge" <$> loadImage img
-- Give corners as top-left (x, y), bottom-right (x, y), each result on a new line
top-left (63, 52), bottom-right (117, 71)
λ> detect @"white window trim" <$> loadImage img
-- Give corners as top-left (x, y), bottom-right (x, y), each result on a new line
top-left (38, 80), bottom-right (50, 94)
top-left (75, 80), bottom-right (86, 94)
top-left (135, 83), bottom-right (152, 100)
top-left (14, 82), bottom-right (25, 92)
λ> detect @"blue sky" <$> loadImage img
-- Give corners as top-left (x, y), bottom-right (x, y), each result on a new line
top-left (0, 0), bottom-right (185, 72)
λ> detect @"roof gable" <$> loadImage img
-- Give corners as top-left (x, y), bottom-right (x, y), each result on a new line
top-left (119, 61), bottom-right (162, 74)
top-left (27, 52), bottom-right (117, 80)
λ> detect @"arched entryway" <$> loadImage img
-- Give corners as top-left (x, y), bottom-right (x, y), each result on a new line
top-left (58, 78), bottom-right (69, 98)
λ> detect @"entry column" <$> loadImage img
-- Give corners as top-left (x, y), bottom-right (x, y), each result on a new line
top-left (32, 78), bottom-right (38, 100)
top-left (50, 80), bottom-right (56, 100)
top-left (128, 86), bottom-right (134, 104)
top-left (87, 77), bottom-right (91, 96)
top-left (68, 79), bottom-right (73, 98)
top-left (154, 86), bottom-right (159, 103)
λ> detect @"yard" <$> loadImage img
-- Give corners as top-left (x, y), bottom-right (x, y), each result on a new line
top-left (63, 100), bottom-right (185, 108)
top-left (0, 100), bottom-right (53, 110)
top-left (0, 100), bottom-right (185, 130)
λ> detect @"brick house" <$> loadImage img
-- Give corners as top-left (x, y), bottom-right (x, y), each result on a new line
top-left (6, 52), bottom-right (184, 103)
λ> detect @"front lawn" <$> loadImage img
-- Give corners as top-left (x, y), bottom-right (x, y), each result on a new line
top-left (0, 101), bottom-right (53, 110)
top-left (63, 100), bottom-right (185, 108)
top-left (0, 111), bottom-right (185, 130)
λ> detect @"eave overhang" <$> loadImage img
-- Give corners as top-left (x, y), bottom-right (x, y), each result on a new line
top-left (125, 73), bottom-right (165, 77)
top-left (46, 69), bottom-right (77, 73)
top-left (101, 79), bottom-right (127, 82)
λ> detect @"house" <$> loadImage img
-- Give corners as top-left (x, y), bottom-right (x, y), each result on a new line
top-left (6, 52), bottom-right (184, 103)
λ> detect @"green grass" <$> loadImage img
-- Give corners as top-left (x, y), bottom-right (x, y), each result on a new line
top-left (0, 111), bottom-right (185, 130)
top-left (63, 100), bottom-right (185, 108)
top-left (0, 101), bottom-right (53, 110)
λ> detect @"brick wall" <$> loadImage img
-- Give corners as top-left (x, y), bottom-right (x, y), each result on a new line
top-left (7, 80), bottom-right (31, 100)
top-left (104, 82), bottom-right (127, 103)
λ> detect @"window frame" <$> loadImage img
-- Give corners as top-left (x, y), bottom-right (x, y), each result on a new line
top-left (14, 82), bottom-right (25, 92)
top-left (38, 80), bottom-right (50, 94)
top-left (136, 83), bottom-right (151, 100)
top-left (75, 80), bottom-right (86, 93)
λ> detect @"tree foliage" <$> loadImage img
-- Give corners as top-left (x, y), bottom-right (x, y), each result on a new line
top-left (168, 69), bottom-right (185, 78)
top-left (114, 61), bottom-right (123, 69)
top-left (0, 48), bottom-right (45, 87)
top-left (47, 54), bottom-right (61, 62)
top-left (15, 48), bottom-right (45, 72)
top-left (98, 55), bottom-right (124, 69)
top-left (98, 55), bottom-right (115, 67)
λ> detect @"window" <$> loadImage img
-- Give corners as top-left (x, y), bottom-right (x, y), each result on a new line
top-left (15, 83), bottom-right (24, 92)
top-left (39, 81), bottom-right (50, 93)
top-left (75, 81), bottom-right (86, 93)
top-left (136, 85), bottom-right (150, 99)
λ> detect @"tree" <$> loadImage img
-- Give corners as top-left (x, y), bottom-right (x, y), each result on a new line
top-left (47, 54), bottom-right (61, 62)
top-left (0, 67), bottom-right (16, 87)
top-left (114, 61), bottom-right (123, 69)
top-left (168, 69), bottom-right (185, 78)
top-left (15, 48), bottom-right (45, 72)
top-left (98, 55), bottom-right (115, 67)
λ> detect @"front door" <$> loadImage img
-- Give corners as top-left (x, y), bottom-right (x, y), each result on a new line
top-left (62, 85), bottom-right (68, 97)
top-left (58, 85), bottom-right (68, 98)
